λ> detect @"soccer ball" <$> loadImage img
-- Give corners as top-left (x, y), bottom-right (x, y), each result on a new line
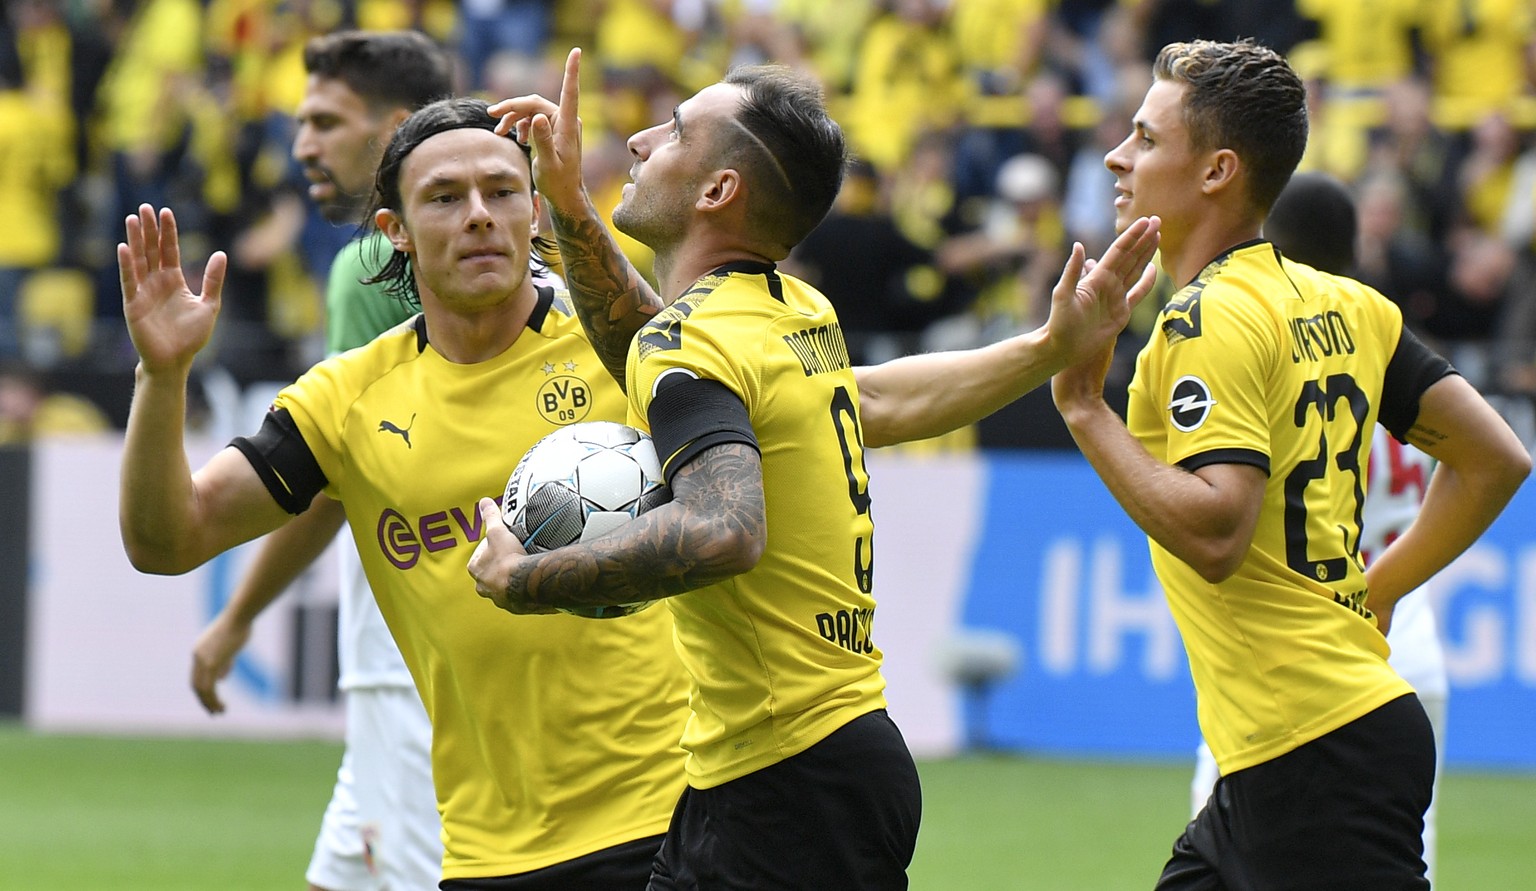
top-left (501, 421), bottom-right (671, 618)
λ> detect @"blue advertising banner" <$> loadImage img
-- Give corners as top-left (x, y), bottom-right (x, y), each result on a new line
top-left (961, 452), bottom-right (1536, 769)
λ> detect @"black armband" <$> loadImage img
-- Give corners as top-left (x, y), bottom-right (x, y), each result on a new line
top-left (1379, 326), bottom-right (1457, 442)
top-left (1178, 447), bottom-right (1270, 476)
top-left (230, 408), bottom-right (328, 515)
top-left (648, 373), bottom-right (758, 484)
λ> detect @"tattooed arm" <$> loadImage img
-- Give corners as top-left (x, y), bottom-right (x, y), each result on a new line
top-left (490, 48), bottom-right (663, 389)
top-left (545, 196), bottom-right (664, 388)
top-left (1365, 373), bottom-right (1529, 632)
top-left (468, 443), bottom-right (767, 613)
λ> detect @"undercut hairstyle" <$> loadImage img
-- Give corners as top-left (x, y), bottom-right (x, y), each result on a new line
top-left (1264, 172), bottom-right (1357, 274)
top-left (1154, 39), bottom-right (1308, 216)
top-left (716, 65), bottom-right (849, 254)
top-left (363, 97), bottom-right (549, 309)
top-left (302, 30), bottom-right (453, 114)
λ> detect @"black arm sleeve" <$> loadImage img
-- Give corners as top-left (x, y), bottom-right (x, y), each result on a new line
top-left (1378, 325), bottom-right (1458, 443)
top-left (229, 408), bottom-right (328, 515)
top-left (647, 373), bottom-right (759, 485)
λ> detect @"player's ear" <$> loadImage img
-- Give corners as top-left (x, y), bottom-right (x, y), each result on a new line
top-left (698, 168), bottom-right (742, 213)
top-left (530, 192), bottom-right (544, 239)
top-left (1203, 148), bottom-right (1241, 197)
top-left (377, 207), bottom-right (413, 252)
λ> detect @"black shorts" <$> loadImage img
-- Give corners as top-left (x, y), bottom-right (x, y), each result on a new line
top-left (648, 708), bottom-right (923, 891)
top-left (1158, 693), bottom-right (1435, 891)
top-left (440, 834), bottom-right (663, 891)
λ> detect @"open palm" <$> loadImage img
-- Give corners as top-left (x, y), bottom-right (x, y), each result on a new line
top-left (118, 204), bottom-right (227, 375)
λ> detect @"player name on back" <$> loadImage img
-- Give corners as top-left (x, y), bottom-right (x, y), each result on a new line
top-left (1288, 310), bottom-right (1357, 364)
top-left (782, 322), bottom-right (852, 377)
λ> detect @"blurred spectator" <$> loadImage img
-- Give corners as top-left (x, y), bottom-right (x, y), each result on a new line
top-left (1294, 0), bottom-right (1424, 95)
top-left (1363, 77), bottom-right (1461, 242)
top-left (0, 16), bottom-right (74, 361)
top-left (951, 70), bottom-right (1081, 226)
top-left (786, 159), bottom-right (949, 365)
top-left (1420, 0), bottom-right (1536, 129)
top-left (845, 0), bottom-right (962, 172)
top-left (948, 0), bottom-right (1051, 98)
top-left (1352, 170), bottom-right (1450, 337)
top-left (888, 131), bottom-right (969, 265)
top-left (1434, 230), bottom-right (1523, 345)
top-left (936, 152), bottom-right (1066, 340)
top-left (95, 0), bottom-right (204, 230)
top-left (0, 362), bottom-right (110, 444)
top-left (1457, 113), bottom-right (1528, 237)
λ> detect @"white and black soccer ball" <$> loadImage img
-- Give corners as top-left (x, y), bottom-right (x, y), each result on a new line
top-left (501, 421), bottom-right (671, 618)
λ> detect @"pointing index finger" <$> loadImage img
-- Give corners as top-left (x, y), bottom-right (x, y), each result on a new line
top-left (557, 48), bottom-right (581, 139)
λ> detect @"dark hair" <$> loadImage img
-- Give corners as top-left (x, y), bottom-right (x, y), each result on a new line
top-left (1265, 172), bottom-right (1356, 274)
top-left (1154, 40), bottom-right (1308, 215)
top-left (363, 97), bottom-right (548, 308)
top-left (716, 65), bottom-right (848, 254)
top-left (302, 30), bottom-right (452, 114)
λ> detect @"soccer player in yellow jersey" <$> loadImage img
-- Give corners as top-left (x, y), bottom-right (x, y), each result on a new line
top-left (474, 50), bottom-right (1160, 888)
top-left (1052, 40), bottom-right (1532, 888)
top-left (118, 99), bottom-right (691, 887)
top-left (187, 32), bottom-right (452, 891)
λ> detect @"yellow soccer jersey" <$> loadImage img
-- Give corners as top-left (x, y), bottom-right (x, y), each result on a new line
top-left (626, 262), bottom-right (888, 789)
top-left (268, 290), bottom-right (689, 879)
top-left (1127, 242), bottom-right (1419, 775)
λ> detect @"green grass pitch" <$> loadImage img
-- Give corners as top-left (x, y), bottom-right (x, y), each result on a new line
top-left (0, 724), bottom-right (1531, 889)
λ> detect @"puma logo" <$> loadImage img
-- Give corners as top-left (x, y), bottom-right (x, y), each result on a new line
top-left (378, 413), bottom-right (416, 448)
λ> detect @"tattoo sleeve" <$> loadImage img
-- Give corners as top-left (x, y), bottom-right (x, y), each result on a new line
top-left (1405, 421), bottom-right (1450, 451)
top-left (548, 196), bottom-right (665, 390)
top-left (505, 443), bottom-right (766, 608)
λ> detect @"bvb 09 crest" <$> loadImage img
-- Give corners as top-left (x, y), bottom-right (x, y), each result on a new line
top-left (537, 373), bottom-right (593, 425)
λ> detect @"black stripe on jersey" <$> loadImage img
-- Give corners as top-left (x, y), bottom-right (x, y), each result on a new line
top-left (1378, 325), bottom-right (1457, 442)
top-left (412, 314), bottom-right (427, 353)
top-left (1178, 447), bottom-right (1270, 477)
top-left (527, 285), bottom-right (555, 331)
top-left (648, 375), bottom-right (759, 484)
top-left (709, 260), bottom-right (784, 303)
top-left (230, 408), bottom-right (328, 514)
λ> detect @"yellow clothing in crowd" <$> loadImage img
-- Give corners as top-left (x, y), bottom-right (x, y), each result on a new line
top-left (97, 0), bottom-right (204, 154)
top-left (1295, 0), bottom-right (1423, 92)
top-left (1421, 0), bottom-right (1535, 126)
top-left (0, 91), bottom-right (74, 269)
top-left (846, 10), bottom-right (963, 171)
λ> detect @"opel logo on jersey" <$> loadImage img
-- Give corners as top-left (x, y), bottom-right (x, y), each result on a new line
top-left (1167, 375), bottom-right (1216, 432)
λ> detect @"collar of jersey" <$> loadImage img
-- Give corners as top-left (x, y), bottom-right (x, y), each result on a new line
top-left (1186, 238), bottom-right (1271, 289)
top-left (411, 284), bottom-right (556, 354)
top-left (707, 260), bottom-right (777, 277)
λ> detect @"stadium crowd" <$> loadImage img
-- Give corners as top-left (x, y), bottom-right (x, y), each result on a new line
top-left (2, 0), bottom-right (1535, 440)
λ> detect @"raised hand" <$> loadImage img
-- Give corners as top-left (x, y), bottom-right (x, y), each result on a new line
top-left (118, 204), bottom-right (226, 376)
top-left (1044, 216), bottom-right (1161, 370)
top-left (488, 47), bottom-right (587, 215)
